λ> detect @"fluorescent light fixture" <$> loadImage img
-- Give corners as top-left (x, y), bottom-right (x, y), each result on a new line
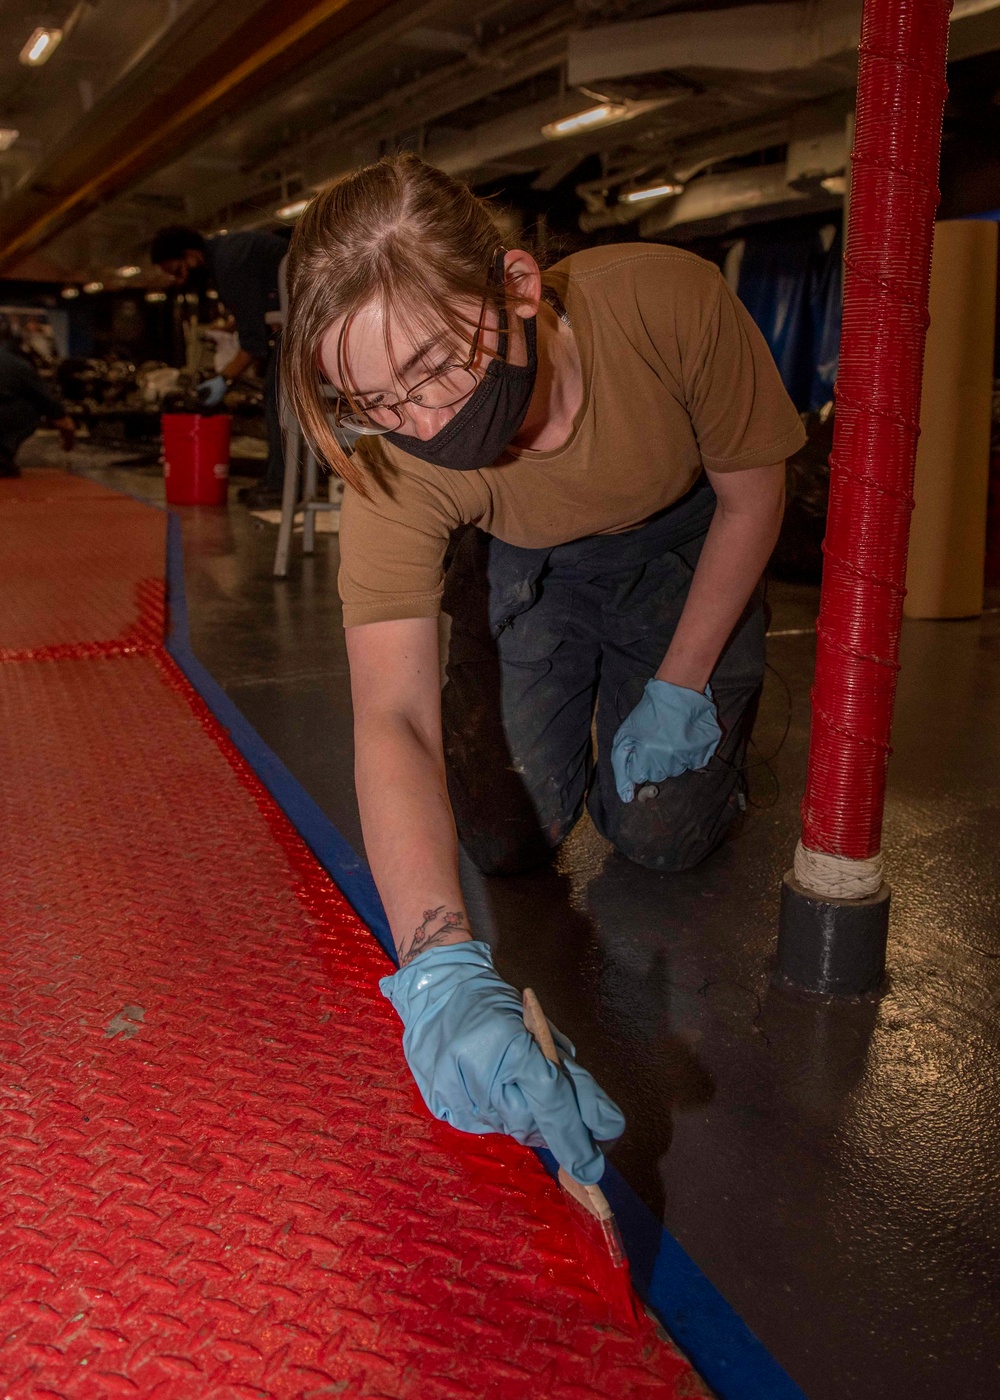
top-left (61, 286), bottom-right (80, 299)
top-left (621, 180), bottom-right (684, 204)
top-left (20, 27), bottom-right (62, 66)
top-left (0, 129), bottom-right (19, 152)
top-left (542, 103), bottom-right (629, 139)
top-left (116, 265), bottom-right (141, 278)
top-left (145, 291), bottom-right (167, 303)
top-left (821, 174), bottom-right (847, 195)
top-left (83, 281), bottom-right (103, 294)
top-left (276, 198), bottom-right (310, 220)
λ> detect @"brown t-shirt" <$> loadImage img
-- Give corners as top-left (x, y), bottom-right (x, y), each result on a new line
top-left (339, 243), bottom-right (805, 627)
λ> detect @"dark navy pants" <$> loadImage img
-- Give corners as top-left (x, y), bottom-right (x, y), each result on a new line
top-left (441, 476), bottom-right (766, 874)
top-left (0, 400), bottom-right (41, 472)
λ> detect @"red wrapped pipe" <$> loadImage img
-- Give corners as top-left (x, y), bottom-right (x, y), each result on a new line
top-left (800, 0), bottom-right (952, 863)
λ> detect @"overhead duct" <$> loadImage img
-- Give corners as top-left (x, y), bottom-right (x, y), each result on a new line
top-left (569, 0), bottom-right (863, 85)
top-left (948, 0), bottom-right (1000, 60)
top-left (637, 163), bottom-right (812, 237)
top-left (568, 0), bottom-right (1000, 86)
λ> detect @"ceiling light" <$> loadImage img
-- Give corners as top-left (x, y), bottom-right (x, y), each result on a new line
top-left (116, 265), bottom-right (141, 278)
top-left (542, 103), bottom-right (629, 140)
top-left (821, 174), bottom-right (847, 195)
top-left (61, 286), bottom-right (80, 299)
top-left (20, 27), bottom-right (62, 67)
top-left (0, 129), bottom-right (19, 152)
top-left (206, 288), bottom-right (219, 299)
top-left (83, 281), bottom-right (103, 294)
top-left (276, 199), bottom-right (310, 220)
top-left (145, 291), bottom-right (167, 303)
top-left (621, 180), bottom-right (685, 204)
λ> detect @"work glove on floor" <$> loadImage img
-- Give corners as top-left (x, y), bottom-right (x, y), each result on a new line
top-left (197, 374), bottom-right (228, 407)
top-left (611, 678), bottom-right (722, 803)
top-left (380, 941), bottom-right (625, 1184)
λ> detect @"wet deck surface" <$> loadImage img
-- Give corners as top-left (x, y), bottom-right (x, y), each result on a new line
top-left (43, 440), bottom-right (1000, 1400)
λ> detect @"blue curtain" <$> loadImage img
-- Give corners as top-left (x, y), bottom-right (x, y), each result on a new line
top-left (736, 225), bottom-right (842, 412)
top-left (809, 230), bottom-right (842, 409)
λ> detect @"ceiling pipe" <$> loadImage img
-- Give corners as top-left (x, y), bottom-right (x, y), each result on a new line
top-left (569, 0), bottom-right (1000, 87)
top-left (638, 163), bottom-right (812, 236)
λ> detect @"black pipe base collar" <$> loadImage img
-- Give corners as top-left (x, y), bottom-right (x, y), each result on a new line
top-left (775, 872), bottom-right (890, 998)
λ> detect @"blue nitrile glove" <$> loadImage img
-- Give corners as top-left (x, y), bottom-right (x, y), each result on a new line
top-left (197, 374), bottom-right (228, 407)
top-left (380, 940), bottom-right (625, 1184)
top-left (611, 678), bottom-right (722, 803)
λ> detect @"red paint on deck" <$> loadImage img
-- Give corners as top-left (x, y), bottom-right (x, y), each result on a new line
top-left (0, 474), bottom-right (166, 654)
top-left (0, 472), bottom-right (706, 1399)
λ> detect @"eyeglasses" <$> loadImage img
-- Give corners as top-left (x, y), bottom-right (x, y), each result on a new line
top-left (333, 301), bottom-right (488, 435)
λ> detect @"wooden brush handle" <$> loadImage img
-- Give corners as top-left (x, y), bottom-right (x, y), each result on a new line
top-left (522, 987), bottom-right (560, 1065)
top-left (522, 987), bottom-right (615, 1225)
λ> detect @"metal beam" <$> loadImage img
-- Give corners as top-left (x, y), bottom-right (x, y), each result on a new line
top-left (0, 0), bottom-right (399, 272)
top-left (191, 22), bottom-right (571, 227)
top-left (182, 0), bottom-right (492, 220)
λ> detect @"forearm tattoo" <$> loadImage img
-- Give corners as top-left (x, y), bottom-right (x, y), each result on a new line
top-left (398, 905), bottom-right (470, 967)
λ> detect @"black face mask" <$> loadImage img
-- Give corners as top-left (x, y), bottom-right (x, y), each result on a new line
top-left (385, 310), bottom-right (537, 471)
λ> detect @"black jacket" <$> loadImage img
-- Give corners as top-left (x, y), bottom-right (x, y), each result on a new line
top-left (205, 231), bottom-right (288, 361)
top-left (0, 345), bottom-right (64, 420)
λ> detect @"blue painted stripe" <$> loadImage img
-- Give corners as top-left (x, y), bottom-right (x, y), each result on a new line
top-left (531, 1147), bottom-right (807, 1400)
top-left (163, 507), bottom-right (808, 1400)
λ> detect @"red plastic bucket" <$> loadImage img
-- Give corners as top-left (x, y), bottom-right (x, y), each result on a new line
top-left (161, 413), bottom-right (231, 506)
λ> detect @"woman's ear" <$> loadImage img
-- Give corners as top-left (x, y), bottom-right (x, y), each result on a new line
top-left (503, 250), bottom-right (542, 319)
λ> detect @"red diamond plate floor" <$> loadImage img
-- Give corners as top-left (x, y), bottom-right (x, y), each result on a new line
top-left (0, 472), bottom-right (708, 1400)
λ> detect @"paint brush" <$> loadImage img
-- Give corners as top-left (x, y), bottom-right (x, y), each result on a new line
top-left (522, 987), bottom-right (646, 1330)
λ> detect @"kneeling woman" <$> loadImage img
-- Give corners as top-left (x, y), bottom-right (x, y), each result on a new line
top-left (285, 155), bottom-right (804, 1184)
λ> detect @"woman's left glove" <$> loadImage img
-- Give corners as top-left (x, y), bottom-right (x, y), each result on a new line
top-left (380, 941), bottom-right (625, 1184)
top-left (611, 678), bottom-right (722, 803)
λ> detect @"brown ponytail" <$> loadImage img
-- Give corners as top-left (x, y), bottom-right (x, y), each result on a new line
top-left (284, 153), bottom-right (507, 496)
